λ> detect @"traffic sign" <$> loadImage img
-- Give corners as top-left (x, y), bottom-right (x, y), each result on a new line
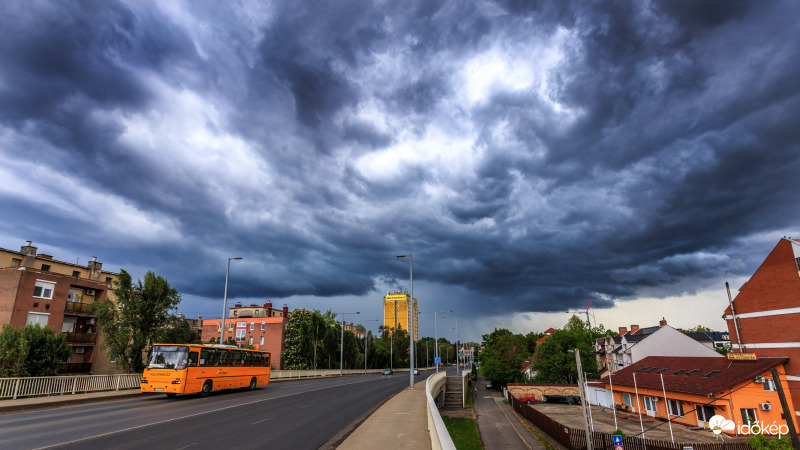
top-left (612, 435), bottom-right (623, 450)
top-left (434, 357), bottom-right (441, 365)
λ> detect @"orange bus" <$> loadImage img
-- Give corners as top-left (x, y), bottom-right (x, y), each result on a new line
top-left (141, 344), bottom-right (271, 397)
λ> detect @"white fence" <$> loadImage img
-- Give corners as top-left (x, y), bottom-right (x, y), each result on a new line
top-left (0, 374), bottom-right (142, 400)
top-left (271, 368), bottom-right (389, 379)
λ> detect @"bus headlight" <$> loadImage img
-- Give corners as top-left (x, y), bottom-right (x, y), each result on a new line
top-left (172, 380), bottom-right (181, 384)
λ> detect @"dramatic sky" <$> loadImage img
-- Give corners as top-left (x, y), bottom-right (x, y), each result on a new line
top-left (2, 0), bottom-right (799, 342)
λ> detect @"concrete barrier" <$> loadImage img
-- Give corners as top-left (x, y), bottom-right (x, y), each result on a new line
top-left (426, 372), bottom-right (456, 450)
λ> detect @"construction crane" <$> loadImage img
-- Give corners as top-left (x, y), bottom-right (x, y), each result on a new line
top-left (550, 301), bottom-right (595, 328)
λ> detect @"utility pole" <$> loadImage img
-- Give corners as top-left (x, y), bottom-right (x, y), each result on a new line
top-left (574, 349), bottom-right (594, 450)
top-left (770, 368), bottom-right (800, 450)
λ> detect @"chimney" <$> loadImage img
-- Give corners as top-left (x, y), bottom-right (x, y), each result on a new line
top-left (630, 324), bottom-right (640, 333)
top-left (235, 303), bottom-right (241, 308)
top-left (197, 315), bottom-right (202, 321)
top-left (265, 301), bottom-right (273, 308)
top-left (659, 317), bottom-right (667, 327)
top-left (618, 327), bottom-right (627, 335)
top-left (87, 256), bottom-right (103, 280)
top-left (283, 305), bottom-right (289, 316)
top-left (21, 241), bottom-right (37, 267)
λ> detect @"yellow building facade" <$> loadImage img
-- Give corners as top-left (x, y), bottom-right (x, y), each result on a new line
top-left (383, 292), bottom-right (418, 341)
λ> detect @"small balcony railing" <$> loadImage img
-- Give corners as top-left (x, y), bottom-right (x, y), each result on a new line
top-left (64, 302), bottom-right (94, 315)
top-left (59, 363), bottom-right (92, 374)
top-left (63, 332), bottom-right (96, 344)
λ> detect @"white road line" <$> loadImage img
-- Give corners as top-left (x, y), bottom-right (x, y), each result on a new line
top-left (251, 417), bottom-right (272, 425)
top-left (34, 378), bottom-right (379, 449)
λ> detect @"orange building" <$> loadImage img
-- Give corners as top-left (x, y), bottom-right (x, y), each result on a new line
top-left (201, 302), bottom-right (290, 369)
top-left (606, 355), bottom-right (797, 435)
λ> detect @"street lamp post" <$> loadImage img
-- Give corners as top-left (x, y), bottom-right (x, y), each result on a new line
top-left (364, 319), bottom-right (379, 374)
top-left (419, 309), bottom-right (453, 373)
top-left (337, 312), bottom-right (360, 376)
top-left (220, 256), bottom-right (243, 344)
top-left (396, 254), bottom-right (415, 389)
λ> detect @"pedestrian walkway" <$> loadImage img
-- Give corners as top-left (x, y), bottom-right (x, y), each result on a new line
top-left (473, 376), bottom-right (547, 450)
top-left (337, 378), bottom-right (431, 449)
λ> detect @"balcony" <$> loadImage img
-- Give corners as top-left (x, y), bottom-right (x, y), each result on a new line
top-left (64, 302), bottom-right (94, 315)
top-left (59, 363), bottom-right (92, 374)
top-left (63, 332), bottom-right (97, 344)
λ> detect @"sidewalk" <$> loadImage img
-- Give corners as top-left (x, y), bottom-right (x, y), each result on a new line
top-left (473, 376), bottom-right (547, 450)
top-left (337, 378), bottom-right (431, 449)
top-left (0, 389), bottom-right (146, 415)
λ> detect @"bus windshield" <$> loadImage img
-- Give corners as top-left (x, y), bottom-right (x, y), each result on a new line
top-left (147, 345), bottom-right (189, 369)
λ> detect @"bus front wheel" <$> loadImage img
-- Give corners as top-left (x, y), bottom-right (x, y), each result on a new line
top-left (200, 380), bottom-right (212, 397)
top-left (248, 377), bottom-right (257, 391)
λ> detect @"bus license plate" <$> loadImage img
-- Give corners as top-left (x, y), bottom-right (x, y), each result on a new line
top-left (154, 388), bottom-right (163, 391)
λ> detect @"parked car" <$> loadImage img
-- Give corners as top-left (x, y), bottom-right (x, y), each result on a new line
top-left (485, 381), bottom-right (493, 389)
top-left (518, 396), bottom-right (536, 404)
top-left (383, 368), bottom-right (393, 375)
top-left (413, 369), bottom-right (420, 375)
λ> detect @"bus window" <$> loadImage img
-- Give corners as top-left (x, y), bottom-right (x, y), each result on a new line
top-left (265, 354), bottom-right (270, 367)
top-left (188, 352), bottom-right (199, 367)
top-left (199, 349), bottom-right (210, 366)
top-left (147, 346), bottom-right (188, 370)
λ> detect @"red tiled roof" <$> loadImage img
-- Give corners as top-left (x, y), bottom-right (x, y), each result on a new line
top-left (607, 355), bottom-right (788, 396)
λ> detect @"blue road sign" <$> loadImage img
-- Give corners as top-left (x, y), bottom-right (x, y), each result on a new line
top-left (434, 357), bottom-right (441, 365)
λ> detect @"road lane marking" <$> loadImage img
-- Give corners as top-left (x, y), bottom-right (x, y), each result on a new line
top-left (251, 417), bottom-right (272, 425)
top-left (300, 404), bottom-right (312, 409)
top-left (34, 377), bottom-right (382, 449)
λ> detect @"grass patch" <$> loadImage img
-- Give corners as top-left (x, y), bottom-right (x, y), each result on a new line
top-left (465, 379), bottom-right (474, 409)
top-left (442, 416), bottom-right (483, 450)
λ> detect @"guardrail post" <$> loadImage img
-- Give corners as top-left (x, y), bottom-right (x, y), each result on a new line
top-left (12, 378), bottom-right (20, 400)
top-left (115, 375), bottom-right (121, 391)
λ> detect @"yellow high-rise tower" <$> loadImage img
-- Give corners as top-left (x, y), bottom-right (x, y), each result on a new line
top-left (383, 292), bottom-right (418, 341)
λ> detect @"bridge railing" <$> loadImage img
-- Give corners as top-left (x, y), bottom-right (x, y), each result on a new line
top-left (426, 371), bottom-right (456, 450)
top-left (0, 368), bottom-right (408, 399)
top-left (0, 374), bottom-right (142, 400)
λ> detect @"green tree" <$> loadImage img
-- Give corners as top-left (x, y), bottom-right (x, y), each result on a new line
top-left (154, 316), bottom-right (201, 345)
top-left (524, 331), bottom-right (544, 354)
top-left (0, 324), bottom-right (71, 377)
top-left (93, 269), bottom-right (181, 373)
top-left (684, 325), bottom-right (714, 333)
top-left (480, 328), bottom-right (528, 387)
top-left (531, 315), bottom-right (599, 384)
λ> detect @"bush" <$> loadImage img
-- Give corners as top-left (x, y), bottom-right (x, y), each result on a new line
top-left (0, 324), bottom-right (71, 377)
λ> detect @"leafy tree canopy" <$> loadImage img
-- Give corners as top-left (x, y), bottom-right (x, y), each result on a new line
top-left (531, 315), bottom-right (600, 384)
top-left (154, 316), bottom-right (201, 345)
top-left (479, 328), bottom-right (528, 387)
top-left (93, 269), bottom-right (181, 373)
top-left (684, 325), bottom-right (714, 333)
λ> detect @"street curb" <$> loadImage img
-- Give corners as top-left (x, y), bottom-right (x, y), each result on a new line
top-left (0, 391), bottom-right (154, 416)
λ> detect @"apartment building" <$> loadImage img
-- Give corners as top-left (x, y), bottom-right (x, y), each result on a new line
top-left (0, 241), bottom-right (119, 373)
top-left (383, 291), bottom-right (418, 341)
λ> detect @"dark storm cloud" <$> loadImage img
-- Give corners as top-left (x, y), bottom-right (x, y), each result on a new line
top-left (2, 0), bottom-right (799, 330)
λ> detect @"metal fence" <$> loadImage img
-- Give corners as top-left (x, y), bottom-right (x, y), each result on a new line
top-left (0, 374), bottom-right (142, 400)
top-left (506, 391), bottom-right (754, 450)
top-left (0, 368), bottom-right (400, 400)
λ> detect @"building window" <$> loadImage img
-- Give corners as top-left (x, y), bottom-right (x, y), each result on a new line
top-left (33, 280), bottom-right (55, 299)
top-left (261, 322), bottom-right (265, 330)
top-left (260, 336), bottom-right (264, 345)
top-left (622, 393), bottom-right (633, 408)
top-left (26, 312), bottom-right (50, 327)
top-left (764, 378), bottom-right (777, 392)
top-left (218, 323), bottom-right (222, 331)
top-left (741, 408), bottom-right (757, 424)
top-left (41, 264), bottom-right (51, 271)
top-left (233, 311), bottom-right (238, 316)
top-left (248, 337), bottom-right (253, 345)
top-left (72, 270), bottom-right (80, 277)
top-left (250, 322), bottom-right (254, 330)
top-left (235, 329), bottom-right (246, 341)
top-left (255, 310), bottom-right (259, 315)
top-left (643, 396), bottom-right (657, 412)
top-left (106, 277), bottom-right (112, 284)
top-left (237, 321), bottom-right (246, 328)
top-left (12, 258), bottom-right (21, 267)
top-left (667, 399), bottom-right (684, 417)
top-left (229, 323), bottom-right (233, 330)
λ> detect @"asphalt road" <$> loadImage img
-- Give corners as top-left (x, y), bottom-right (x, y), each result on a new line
top-left (0, 372), bottom-right (432, 450)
